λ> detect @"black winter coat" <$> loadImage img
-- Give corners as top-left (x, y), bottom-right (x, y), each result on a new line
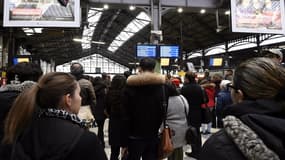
top-left (181, 83), bottom-right (204, 128)
top-left (200, 99), bottom-right (285, 160)
top-left (105, 88), bottom-right (127, 147)
top-left (1, 116), bottom-right (107, 160)
top-left (93, 82), bottom-right (107, 120)
top-left (122, 72), bottom-right (167, 139)
top-left (0, 81), bottom-right (35, 141)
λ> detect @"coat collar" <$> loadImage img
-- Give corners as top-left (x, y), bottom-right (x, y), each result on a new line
top-left (0, 81), bottom-right (36, 92)
top-left (126, 72), bottom-right (165, 86)
top-left (223, 116), bottom-right (280, 160)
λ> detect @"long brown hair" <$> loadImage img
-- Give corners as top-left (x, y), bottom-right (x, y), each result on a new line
top-left (3, 72), bottom-right (77, 144)
top-left (234, 57), bottom-right (285, 100)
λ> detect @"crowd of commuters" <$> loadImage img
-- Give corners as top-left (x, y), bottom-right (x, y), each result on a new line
top-left (0, 49), bottom-right (284, 160)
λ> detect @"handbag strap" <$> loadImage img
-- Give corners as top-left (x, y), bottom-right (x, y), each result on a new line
top-left (162, 85), bottom-right (168, 127)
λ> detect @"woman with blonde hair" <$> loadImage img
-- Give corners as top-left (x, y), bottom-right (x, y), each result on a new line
top-left (1, 72), bottom-right (107, 160)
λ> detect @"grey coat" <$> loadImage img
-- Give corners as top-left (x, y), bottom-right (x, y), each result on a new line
top-left (165, 95), bottom-right (189, 148)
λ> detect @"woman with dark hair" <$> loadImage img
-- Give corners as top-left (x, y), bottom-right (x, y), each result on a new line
top-left (1, 72), bottom-right (107, 160)
top-left (200, 57), bottom-right (285, 160)
top-left (105, 75), bottom-right (127, 160)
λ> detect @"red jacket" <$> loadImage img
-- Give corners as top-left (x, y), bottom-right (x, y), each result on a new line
top-left (201, 87), bottom-right (215, 108)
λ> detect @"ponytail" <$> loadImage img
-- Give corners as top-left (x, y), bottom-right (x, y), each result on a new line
top-left (3, 84), bottom-right (39, 144)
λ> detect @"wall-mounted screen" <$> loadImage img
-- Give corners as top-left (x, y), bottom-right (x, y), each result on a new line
top-left (4, 0), bottom-right (81, 27)
top-left (13, 57), bottom-right (30, 65)
top-left (231, 0), bottom-right (285, 34)
top-left (159, 45), bottom-right (180, 58)
top-left (209, 58), bottom-right (223, 67)
top-left (136, 45), bottom-right (157, 58)
top-left (161, 58), bottom-right (170, 66)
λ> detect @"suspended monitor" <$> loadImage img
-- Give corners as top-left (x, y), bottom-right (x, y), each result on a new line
top-left (4, 0), bottom-right (80, 27)
top-left (231, 0), bottom-right (285, 34)
top-left (209, 58), bottom-right (223, 67)
top-left (160, 58), bottom-right (170, 66)
top-left (159, 45), bottom-right (180, 58)
top-left (13, 57), bottom-right (30, 65)
top-left (136, 44), bottom-right (157, 58)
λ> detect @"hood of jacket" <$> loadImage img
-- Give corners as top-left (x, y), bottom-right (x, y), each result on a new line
top-left (0, 81), bottom-right (36, 93)
top-left (223, 116), bottom-right (280, 160)
top-left (126, 72), bottom-right (165, 86)
top-left (223, 100), bottom-right (285, 159)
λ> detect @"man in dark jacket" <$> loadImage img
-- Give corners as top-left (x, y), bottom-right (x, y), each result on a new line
top-left (0, 62), bottom-right (42, 159)
top-left (181, 71), bottom-right (205, 159)
top-left (122, 58), bottom-right (166, 160)
top-left (0, 62), bottom-right (42, 141)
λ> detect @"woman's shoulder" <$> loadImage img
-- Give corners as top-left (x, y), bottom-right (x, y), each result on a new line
top-left (200, 130), bottom-right (246, 160)
top-left (67, 130), bottom-right (107, 160)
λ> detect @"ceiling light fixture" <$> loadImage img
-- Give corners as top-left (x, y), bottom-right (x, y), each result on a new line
top-left (129, 5), bottom-right (136, 11)
top-left (225, 10), bottom-right (230, 15)
top-left (103, 4), bottom-right (109, 10)
top-left (177, 7), bottom-right (183, 13)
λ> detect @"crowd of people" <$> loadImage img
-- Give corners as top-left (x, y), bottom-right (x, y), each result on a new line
top-left (0, 48), bottom-right (284, 160)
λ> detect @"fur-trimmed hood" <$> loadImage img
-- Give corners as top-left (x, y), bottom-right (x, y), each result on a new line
top-left (223, 116), bottom-right (280, 160)
top-left (0, 81), bottom-right (36, 93)
top-left (126, 72), bottom-right (165, 86)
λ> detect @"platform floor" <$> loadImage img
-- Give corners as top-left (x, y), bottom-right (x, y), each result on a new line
top-left (90, 119), bottom-right (219, 160)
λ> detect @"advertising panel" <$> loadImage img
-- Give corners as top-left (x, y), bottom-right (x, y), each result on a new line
top-left (4, 0), bottom-right (80, 27)
top-left (231, 0), bottom-right (285, 34)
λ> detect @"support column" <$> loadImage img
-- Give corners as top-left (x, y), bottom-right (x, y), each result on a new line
top-left (7, 29), bottom-right (15, 68)
top-left (150, 0), bottom-right (163, 73)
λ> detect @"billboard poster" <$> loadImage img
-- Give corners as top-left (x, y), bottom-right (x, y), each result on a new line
top-left (231, 0), bottom-right (285, 34)
top-left (4, 0), bottom-right (80, 27)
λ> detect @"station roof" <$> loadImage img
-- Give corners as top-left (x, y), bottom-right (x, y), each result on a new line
top-left (0, 0), bottom-right (275, 67)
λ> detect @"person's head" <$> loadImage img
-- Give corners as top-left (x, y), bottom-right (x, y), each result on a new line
top-left (263, 49), bottom-right (283, 64)
top-left (211, 73), bottom-right (223, 83)
top-left (70, 62), bottom-right (84, 80)
top-left (123, 71), bottom-right (131, 79)
top-left (166, 82), bottom-right (179, 96)
top-left (184, 71), bottom-right (196, 84)
top-left (3, 72), bottom-right (81, 144)
top-left (110, 75), bottom-right (126, 90)
top-left (220, 80), bottom-right (231, 91)
top-left (229, 57), bottom-right (285, 104)
top-left (6, 62), bottom-right (43, 84)
top-left (138, 58), bottom-right (156, 72)
top-left (101, 72), bottom-right (108, 80)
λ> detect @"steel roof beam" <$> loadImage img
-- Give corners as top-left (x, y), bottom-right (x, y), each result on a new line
top-left (89, 0), bottom-right (223, 8)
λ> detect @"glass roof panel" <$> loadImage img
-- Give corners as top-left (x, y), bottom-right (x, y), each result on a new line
top-left (107, 12), bottom-right (151, 52)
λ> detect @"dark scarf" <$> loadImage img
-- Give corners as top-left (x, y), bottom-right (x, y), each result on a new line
top-left (38, 108), bottom-right (88, 128)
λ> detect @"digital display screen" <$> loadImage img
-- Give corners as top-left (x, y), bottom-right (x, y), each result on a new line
top-left (160, 45), bottom-right (179, 58)
top-left (13, 57), bottom-right (30, 65)
top-left (136, 45), bottom-right (157, 58)
top-left (209, 58), bottom-right (223, 66)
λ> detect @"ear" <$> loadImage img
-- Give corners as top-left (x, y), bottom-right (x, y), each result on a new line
top-left (236, 90), bottom-right (244, 103)
top-left (63, 94), bottom-right (72, 108)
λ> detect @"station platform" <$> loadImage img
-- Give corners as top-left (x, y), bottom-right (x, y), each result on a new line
top-left (90, 119), bottom-right (219, 160)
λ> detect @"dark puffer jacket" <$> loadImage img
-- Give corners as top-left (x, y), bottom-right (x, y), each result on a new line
top-left (200, 99), bottom-right (285, 160)
top-left (122, 72), bottom-right (167, 139)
